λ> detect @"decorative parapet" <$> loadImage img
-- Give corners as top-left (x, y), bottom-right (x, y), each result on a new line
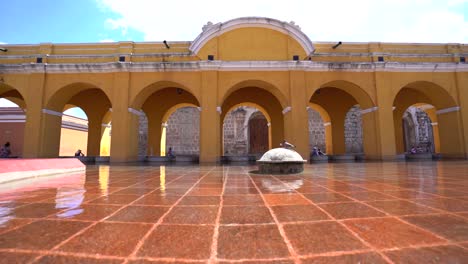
top-left (190, 17), bottom-right (315, 56)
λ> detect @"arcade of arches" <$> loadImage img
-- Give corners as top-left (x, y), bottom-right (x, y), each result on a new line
top-left (0, 17), bottom-right (467, 162)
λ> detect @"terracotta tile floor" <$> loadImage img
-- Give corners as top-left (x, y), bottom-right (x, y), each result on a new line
top-left (0, 161), bottom-right (467, 263)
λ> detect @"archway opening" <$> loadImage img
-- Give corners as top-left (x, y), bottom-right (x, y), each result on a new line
top-left (310, 87), bottom-right (364, 155)
top-left (0, 84), bottom-right (27, 158)
top-left (222, 106), bottom-right (270, 156)
top-left (392, 82), bottom-right (460, 157)
top-left (396, 103), bottom-right (438, 154)
top-left (46, 85), bottom-right (112, 158)
top-left (60, 106), bottom-right (89, 157)
top-left (138, 86), bottom-right (200, 157)
top-left (164, 106), bottom-right (200, 156)
top-left (221, 86), bottom-right (284, 156)
top-left (0, 97), bottom-right (26, 157)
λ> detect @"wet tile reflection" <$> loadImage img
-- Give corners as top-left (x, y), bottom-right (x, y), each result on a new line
top-left (0, 162), bottom-right (466, 263)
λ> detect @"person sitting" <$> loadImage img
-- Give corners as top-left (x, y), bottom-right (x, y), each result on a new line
top-left (167, 147), bottom-right (175, 160)
top-left (318, 148), bottom-right (325, 156)
top-left (0, 142), bottom-right (11, 158)
top-left (280, 140), bottom-right (296, 150)
top-left (311, 147), bottom-right (319, 156)
top-left (75, 149), bottom-right (85, 157)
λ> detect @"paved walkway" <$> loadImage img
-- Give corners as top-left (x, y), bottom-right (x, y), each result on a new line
top-left (0, 162), bottom-right (467, 263)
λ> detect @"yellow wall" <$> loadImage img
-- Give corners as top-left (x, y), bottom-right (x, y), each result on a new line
top-left (59, 128), bottom-right (88, 156)
top-left (0, 18), bottom-right (467, 162)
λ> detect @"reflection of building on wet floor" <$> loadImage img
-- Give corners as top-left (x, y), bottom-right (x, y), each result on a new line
top-left (261, 178), bottom-right (303, 193)
top-left (0, 162), bottom-right (466, 263)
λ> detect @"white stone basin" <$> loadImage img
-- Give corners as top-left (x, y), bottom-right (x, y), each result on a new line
top-left (256, 148), bottom-right (306, 174)
top-left (258, 148), bottom-right (306, 163)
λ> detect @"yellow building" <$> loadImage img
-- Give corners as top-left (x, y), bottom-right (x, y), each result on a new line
top-left (0, 17), bottom-right (467, 163)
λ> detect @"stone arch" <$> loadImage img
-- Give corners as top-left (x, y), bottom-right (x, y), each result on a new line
top-left (220, 79), bottom-right (289, 109)
top-left (131, 81), bottom-right (200, 110)
top-left (190, 17), bottom-right (314, 56)
top-left (42, 82), bottom-right (112, 157)
top-left (45, 82), bottom-right (111, 112)
top-left (222, 102), bottom-right (272, 155)
top-left (317, 80), bottom-right (376, 109)
top-left (0, 83), bottom-right (27, 109)
top-left (221, 84), bottom-right (284, 150)
top-left (139, 86), bottom-right (200, 157)
top-left (162, 103), bottom-right (199, 123)
top-left (310, 82), bottom-right (373, 155)
top-left (392, 81), bottom-right (461, 157)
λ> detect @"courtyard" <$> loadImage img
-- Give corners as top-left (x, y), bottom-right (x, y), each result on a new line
top-left (0, 161), bottom-right (467, 263)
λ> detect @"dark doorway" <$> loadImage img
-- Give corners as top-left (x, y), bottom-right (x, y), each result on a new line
top-left (248, 114), bottom-right (268, 154)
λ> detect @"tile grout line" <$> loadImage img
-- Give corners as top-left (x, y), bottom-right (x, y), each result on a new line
top-left (248, 173), bottom-right (302, 264)
top-left (28, 169), bottom-right (188, 264)
top-left (1, 239), bottom-right (466, 264)
top-left (208, 166), bottom-right (228, 263)
top-left (273, 175), bottom-right (396, 264)
top-left (311, 180), bottom-right (454, 244)
top-left (329, 186), bottom-right (455, 244)
top-left (122, 167), bottom-right (215, 264)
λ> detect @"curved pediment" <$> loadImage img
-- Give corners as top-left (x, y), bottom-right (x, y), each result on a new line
top-left (190, 17), bottom-right (314, 61)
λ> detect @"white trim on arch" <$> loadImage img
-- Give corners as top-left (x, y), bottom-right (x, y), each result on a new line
top-left (189, 17), bottom-right (315, 56)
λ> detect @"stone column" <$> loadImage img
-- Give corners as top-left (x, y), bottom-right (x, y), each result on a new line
top-left (455, 72), bottom-right (468, 158)
top-left (22, 73), bottom-right (46, 158)
top-left (109, 72), bottom-right (140, 162)
top-left (86, 114), bottom-right (104, 156)
top-left (368, 74), bottom-right (397, 160)
top-left (437, 108), bottom-right (465, 158)
top-left (284, 71), bottom-right (310, 159)
top-left (199, 71), bottom-right (220, 163)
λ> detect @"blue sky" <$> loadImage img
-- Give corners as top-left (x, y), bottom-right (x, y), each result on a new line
top-left (1, 0), bottom-right (467, 118)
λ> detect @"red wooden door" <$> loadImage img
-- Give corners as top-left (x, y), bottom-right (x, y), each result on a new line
top-left (249, 116), bottom-right (268, 154)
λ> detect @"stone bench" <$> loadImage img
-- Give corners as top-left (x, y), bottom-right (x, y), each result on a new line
top-left (146, 156), bottom-right (174, 162)
top-left (329, 154), bottom-right (356, 162)
top-left (405, 153), bottom-right (434, 160)
top-left (175, 155), bottom-right (199, 163)
top-left (221, 155), bottom-right (257, 163)
top-left (309, 155), bottom-right (329, 163)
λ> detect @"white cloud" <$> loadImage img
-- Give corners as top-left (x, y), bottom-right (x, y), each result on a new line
top-left (99, 39), bottom-right (115, 42)
top-left (0, 42), bottom-right (6, 45)
top-left (96, 0), bottom-right (468, 43)
top-left (0, 98), bottom-right (19, 107)
top-left (105, 18), bottom-right (128, 36)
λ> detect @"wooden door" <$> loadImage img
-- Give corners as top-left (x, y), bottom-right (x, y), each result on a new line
top-left (249, 116), bottom-right (268, 154)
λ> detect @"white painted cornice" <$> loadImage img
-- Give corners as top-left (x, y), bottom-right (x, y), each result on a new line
top-left (436, 106), bottom-right (460, 115)
top-left (42, 109), bottom-right (63, 117)
top-left (190, 17), bottom-right (314, 56)
top-left (2, 61), bottom-right (468, 74)
top-left (360, 107), bottom-right (378, 115)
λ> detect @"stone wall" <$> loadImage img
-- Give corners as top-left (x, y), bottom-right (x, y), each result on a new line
top-left (223, 107), bottom-right (260, 155)
top-left (344, 106), bottom-right (363, 153)
top-left (137, 105), bottom-right (434, 156)
top-left (166, 107), bottom-right (200, 155)
top-left (307, 108), bottom-right (326, 152)
top-left (403, 107), bottom-right (434, 152)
